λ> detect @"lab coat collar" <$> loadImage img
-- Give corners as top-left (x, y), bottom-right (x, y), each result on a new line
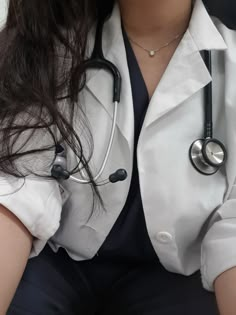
top-left (189, 0), bottom-right (227, 52)
top-left (142, 0), bottom-right (228, 128)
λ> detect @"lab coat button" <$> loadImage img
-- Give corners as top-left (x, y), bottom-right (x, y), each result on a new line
top-left (157, 232), bottom-right (173, 244)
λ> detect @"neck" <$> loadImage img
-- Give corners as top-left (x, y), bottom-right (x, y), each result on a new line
top-left (118, 0), bottom-right (193, 39)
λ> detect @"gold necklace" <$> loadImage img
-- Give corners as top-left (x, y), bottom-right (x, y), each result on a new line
top-left (128, 32), bottom-right (185, 57)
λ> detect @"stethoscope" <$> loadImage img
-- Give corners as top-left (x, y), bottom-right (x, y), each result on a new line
top-left (51, 20), bottom-right (227, 185)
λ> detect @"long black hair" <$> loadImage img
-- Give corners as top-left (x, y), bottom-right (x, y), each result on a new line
top-left (0, 0), bottom-right (115, 200)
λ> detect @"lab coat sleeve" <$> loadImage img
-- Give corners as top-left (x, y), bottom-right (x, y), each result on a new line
top-left (201, 186), bottom-right (236, 292)
top-left (0, 177), bottom-right (62, 257)
top-left (201, 21), bottom-right (236, 292)
top-left (0, 120), bottom-right (63, 257)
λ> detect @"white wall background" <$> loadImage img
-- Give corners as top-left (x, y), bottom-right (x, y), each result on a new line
top-left (0, 0), bottom-right (8, 30)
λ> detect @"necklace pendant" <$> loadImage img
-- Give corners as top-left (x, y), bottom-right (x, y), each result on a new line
top-left (149, 50), bottom-right (155, 57)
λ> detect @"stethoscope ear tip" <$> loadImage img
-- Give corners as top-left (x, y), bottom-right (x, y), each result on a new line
top-left (51, 165), bottom-right (70, 180)
top-left (109, 169), bottom-right (128, 183)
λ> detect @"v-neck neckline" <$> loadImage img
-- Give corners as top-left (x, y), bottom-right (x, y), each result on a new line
top-left (122, 24), bottom-right (150, 103)
top-left (122, 23), bottom-right (150, 148)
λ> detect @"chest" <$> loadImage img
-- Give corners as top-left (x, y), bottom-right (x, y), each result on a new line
top-left (130, 41), bottom-right (181, 99)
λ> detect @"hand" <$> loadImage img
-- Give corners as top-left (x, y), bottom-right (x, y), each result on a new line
top-left (215, 267), bottom-right (236, 315)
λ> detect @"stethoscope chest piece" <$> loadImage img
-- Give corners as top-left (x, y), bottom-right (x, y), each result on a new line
top-left (189, 138), bottom-right (227, 175)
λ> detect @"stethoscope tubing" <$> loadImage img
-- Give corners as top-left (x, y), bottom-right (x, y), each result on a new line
top-left (70, 101), bottom-right (118, 184)
top-left (204, 50), bottom-right (213, 139)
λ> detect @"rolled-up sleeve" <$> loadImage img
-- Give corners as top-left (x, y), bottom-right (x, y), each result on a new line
top-left (201, 187), bottom-right (236, 291)
top-left (0, 109), bottom-right (65, 255)
top-left (0, 176), bottom-right (62, 257)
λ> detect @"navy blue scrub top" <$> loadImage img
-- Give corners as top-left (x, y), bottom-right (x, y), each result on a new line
top-left (96, 27), bottom-right (158, 263)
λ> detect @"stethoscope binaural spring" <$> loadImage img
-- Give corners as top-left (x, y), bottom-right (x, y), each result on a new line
top-left (51, 21), bottom-right (227, 185)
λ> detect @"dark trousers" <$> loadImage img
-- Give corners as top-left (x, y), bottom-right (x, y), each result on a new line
top-left (7, 245), bottom-right (219, 315)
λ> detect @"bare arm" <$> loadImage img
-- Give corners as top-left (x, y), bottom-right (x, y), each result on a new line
top-left (214, 267), bottom-right (236, 315)
top-left (0, 204), bottom-right (33, 315)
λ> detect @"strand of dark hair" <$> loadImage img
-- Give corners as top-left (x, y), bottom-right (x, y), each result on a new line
top-left (0, 0), bottom-right (114, 207)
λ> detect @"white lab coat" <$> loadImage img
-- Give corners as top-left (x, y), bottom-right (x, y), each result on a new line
top-left (1, 0), bottom-right (236, 292)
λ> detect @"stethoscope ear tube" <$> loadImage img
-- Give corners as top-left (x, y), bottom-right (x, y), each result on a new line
top-left (83, 17), bottom-right (122, 103)
top-left (189, 51), bottom-right (227, 176)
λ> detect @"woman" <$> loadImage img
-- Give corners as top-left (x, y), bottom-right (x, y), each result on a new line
top-left (0, 0), bottom-right (236, 314)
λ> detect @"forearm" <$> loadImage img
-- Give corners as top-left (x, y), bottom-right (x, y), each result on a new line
top-left (0, 204), bottom-right (33, 315)
top-left (214, 267), bottom-right (236, 315)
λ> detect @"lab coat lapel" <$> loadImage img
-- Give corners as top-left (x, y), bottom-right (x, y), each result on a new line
top-left (85, 4), bottom-right (134, 149)
top-left (143, 33), bottom-right (211, 128)
top-left (143, 0), bottom-right (227, 129)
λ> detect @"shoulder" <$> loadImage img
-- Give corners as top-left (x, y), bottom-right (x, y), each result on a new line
top-left (212, 17), bottom-right (236, 58)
